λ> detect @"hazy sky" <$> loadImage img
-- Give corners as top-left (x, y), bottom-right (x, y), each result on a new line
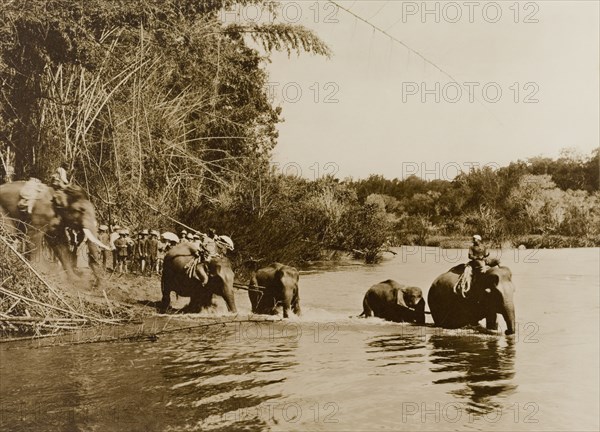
top-left (244, 1), bottom-right (599, 180)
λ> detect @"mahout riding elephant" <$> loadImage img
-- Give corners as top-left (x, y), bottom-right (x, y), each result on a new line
top-left (160, 242), bottom-right (237, 313)
top-left (359, 279), bottom-right (426, 324)
top-left (428, 264), bottom-right (516, 335)
top-left (247, 261), bottom-right (300, 318)
top-left (0, 180), bottom-right (108, 284)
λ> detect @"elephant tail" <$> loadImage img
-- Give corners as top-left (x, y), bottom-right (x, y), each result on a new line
top-left (358, 295), bottom-right (373, 318)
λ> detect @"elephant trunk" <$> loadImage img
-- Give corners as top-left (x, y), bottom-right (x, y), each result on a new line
top-left (502, 291), bottom-right (516, 336)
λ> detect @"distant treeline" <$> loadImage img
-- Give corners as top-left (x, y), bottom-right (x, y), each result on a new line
top-left (349, 148), bottom-right (600, 249)
top-left (0, 2), bottom-right (597, 267)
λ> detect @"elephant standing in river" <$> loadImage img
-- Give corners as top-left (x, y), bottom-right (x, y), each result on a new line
top-left (0, 180), bottom-right (108, 285)
top-left (160, 243), bottom-right (237, 313)
top-left (359, 280), bottom-right (426, 324)
top-left (428, 264), bottom-right (516, 335)
top-left (247, 262), bottom-right (300, 318)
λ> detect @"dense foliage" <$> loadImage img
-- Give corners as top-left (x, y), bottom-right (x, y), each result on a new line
top-left (350, 148), bottom-right (600, 248)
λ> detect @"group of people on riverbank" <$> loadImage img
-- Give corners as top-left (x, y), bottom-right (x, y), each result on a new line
top-left (95, 226), bottom-right (233, 276)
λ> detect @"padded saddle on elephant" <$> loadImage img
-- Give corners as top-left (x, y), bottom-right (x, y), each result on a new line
top-left (450, 257), bottom-right (502, 298)
top-left (183, 244), bottom-right (215, 283)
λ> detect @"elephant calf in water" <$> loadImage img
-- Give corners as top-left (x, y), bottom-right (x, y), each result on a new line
top-left (359, 280), bottom-right (426, 324)
top-left (247, 262), bottom-right (301, 318)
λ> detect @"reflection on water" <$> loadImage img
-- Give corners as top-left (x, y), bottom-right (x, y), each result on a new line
top-left (139, 326), bottom-right (300, 431)
top-left (0, 325), bottom-right (300, 432)
top-left (366, 331), bottom-right (427, 371)
top-left (429, 335), bottom-right (517, 413)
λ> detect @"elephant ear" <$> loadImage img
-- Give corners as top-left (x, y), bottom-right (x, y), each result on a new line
top-left (482, 271), bottom-right (504, 293)
top-left (52, 190), bottom-right (69, 209)
top-left (52, 184), bottom-right (89, 210)
top-left (485, 267), bottom-right (513, 290)
top-left (395, 289), bottom-right (407, 308)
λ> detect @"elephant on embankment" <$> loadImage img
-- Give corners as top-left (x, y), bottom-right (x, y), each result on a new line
top-left (0, 180), bottom-right (109, 285)
top-left (246, 261), bottom-right (301, 318)
top-left (428, 264), bottom-right (516, 335)
top-left (359, 280), bottom-right (426, 324)
top-left (160, 242), bottom-right (237, 313)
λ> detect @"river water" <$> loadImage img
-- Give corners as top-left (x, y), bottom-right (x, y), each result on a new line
top-left (1, 247), bottom-right (598, 431)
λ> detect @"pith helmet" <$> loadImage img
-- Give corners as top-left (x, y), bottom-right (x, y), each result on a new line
top-left (217, 235), bottom-right (234, 250)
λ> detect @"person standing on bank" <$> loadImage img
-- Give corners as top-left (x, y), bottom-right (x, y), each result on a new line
top-left (135, 230), bottom-right (149, 274)
top-left (147, 230), bottom-right (159, 276)
top-left (114, 230), bottom-right (129, 274)
top-left (98, 225), bottom-right (111, 270)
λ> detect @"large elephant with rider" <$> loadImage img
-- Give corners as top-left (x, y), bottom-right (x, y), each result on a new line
top-left (0, 179), bottom-right (108, 284)
top-left (428, 264), bottom-right (516, 335)
top-left (160, 242), bottom-right (237, 313)
top-left (359, 279), bottom-right (425, 324)
top-left (247, 261), bottom-right (300, 318)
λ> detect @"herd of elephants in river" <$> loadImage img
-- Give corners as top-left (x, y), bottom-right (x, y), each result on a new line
top-left (0, 179), bottom-right (516, 336)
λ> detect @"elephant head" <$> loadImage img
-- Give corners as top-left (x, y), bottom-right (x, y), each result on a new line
top-left (0, 180), bottom-right (107, 282)
top-left (54, 185), bottom-right (107, 250)
top-left (399, 286), bottom-right (423, 310)
top-left (479, 267), bottom-right (516, 335)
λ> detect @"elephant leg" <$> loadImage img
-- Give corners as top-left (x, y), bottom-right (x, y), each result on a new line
top-left (160, 294), bottom-right (171, 313)
top-left (483, 293), bottom-right (498, 330)
top-left (221, 286), bottom-right (237, 313)
top-left (485, 309), bottom-right (498, 331)
top-left (160, 276), bottom-right (171, 313)
top-left (0, 212), bottom-right (22, 251)
top-left (281, 289), bottom-right (294, 318)
top-left (248, 290), bottom-right (259, 313)
top-left (27, 230), bottom-right (45, 265)
top-left (211, 277), bottom-right (237, 313)
top-left (53, 243), bottom-right (79, 280)
top-left (209, 272), bottom-right (237, 313)
top-left (292, 291), bottom-right (301, 316)
top-left (186, 295), bottom-right (204, 313)
top-left (87, 243), bottom-right (104, 287)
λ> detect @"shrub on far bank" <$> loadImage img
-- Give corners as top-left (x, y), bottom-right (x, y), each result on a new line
top-left (424, 236), bottom-right (472, 249)
top-left (511, 234), bottom-right (600, 249)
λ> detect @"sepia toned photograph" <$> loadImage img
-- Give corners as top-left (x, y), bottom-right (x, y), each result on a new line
top-left (0, 1), bottom-right (598, 431)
